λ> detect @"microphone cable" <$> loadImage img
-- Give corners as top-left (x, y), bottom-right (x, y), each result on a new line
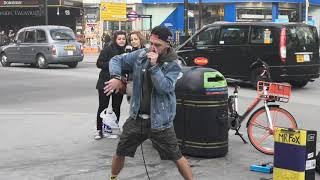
top-left (140, 117), bottom-right (151, 180)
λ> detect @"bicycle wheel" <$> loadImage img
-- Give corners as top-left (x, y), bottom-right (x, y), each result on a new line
top-left (247, 106), bottom-right (297, 155)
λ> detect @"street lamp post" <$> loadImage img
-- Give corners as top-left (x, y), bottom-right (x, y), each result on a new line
top-left (305, 0), bottom-right (309, 24)
top-left (198, 0), bottom-right (203, 30)
top-left (42, 0), bottom-right (48, 25)
top-left (184, 0), bottom-right (189, 36)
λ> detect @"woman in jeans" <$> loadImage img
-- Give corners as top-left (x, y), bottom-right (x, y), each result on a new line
top-left (95, 30), bottom-right (127, 140)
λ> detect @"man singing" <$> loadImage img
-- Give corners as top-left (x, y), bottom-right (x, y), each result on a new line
top-left (104, 26), bottom-right (193, 180)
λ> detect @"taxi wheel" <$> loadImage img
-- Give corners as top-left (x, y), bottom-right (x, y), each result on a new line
top-left (30, 63), bottom-right (37, 68)
top-left (66, 62), bottom-right (78, 68)
top-left (36, 55), bottom-right (48, 69)
top-left (1, 53), bottom-right (10, 67)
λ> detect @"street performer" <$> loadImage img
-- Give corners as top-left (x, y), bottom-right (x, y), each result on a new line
top-left (104, 26), bottom-right (193, 180)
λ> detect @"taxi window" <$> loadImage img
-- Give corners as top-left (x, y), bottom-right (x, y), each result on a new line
top-left (24, 30), bottom-right (35, 43)
top-left (16, 31), bottom-right (24, 42)
top-left (50, 29), bottom-right (75, 41)
top-left (287, 26), bottom-right (317, 50)
top-left (192, 27), bottom-right (219, 46)
top-left (219, 27), bottom-right (249, 45)
top-left (37, 30), bottom-right (47, 43)
top-left (250, 27), bottom-right (274, 44)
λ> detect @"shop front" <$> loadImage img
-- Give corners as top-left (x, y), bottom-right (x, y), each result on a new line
top-left (0, 0), bottom-right (83, 35)
top-left (48, 0), bottom-right (84, 32)
top-left (0, 0), bottom-right (42, 33)
top-left (143, 0), bottom-right (320, 32)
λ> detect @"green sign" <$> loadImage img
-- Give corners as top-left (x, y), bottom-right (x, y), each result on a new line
top-left (203, 72), bottom-right (227, 88)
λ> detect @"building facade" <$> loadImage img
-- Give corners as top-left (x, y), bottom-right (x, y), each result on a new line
top-left (0, 0), bottom-right (83, 33)
top-left (142, 0), bottom-right (320, 33)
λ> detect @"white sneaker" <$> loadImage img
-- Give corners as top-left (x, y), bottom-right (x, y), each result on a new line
top-left (94, 130), bottom-right (103, 140)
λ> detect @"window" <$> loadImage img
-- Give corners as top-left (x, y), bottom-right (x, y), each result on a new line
top-left (287, 26), bottom-right (317, 49)
top-left (50, 29), bottom-right (75, 41)
top-left (250, 27), bottom-right (273, 44)
top-left (219, 27), bottom-right (249, 45)
top-left (37, 30), bottom-right (47, 42)
top-left (24, 30), bottom-right (35, 43)
top-left (192, 27), bottom-right (219, 46)
top-left (16, 31), bottom-right (24, 42)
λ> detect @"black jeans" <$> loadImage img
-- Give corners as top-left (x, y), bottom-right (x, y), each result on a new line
top-left (96, 89), bottom-right (123, 130)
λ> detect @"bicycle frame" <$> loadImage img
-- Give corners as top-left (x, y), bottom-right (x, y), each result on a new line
top-left (233, 86), bottom-right (274, 131)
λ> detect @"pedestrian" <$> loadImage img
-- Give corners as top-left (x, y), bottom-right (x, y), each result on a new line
top-left (95, 30), bottom-right (127, 140)
top-left (0, 30), bottom-right (8, 46)
top-left (103, 32), bottom-right (111, 48)
top-left (104, 26), bottom-right (193, 180)
top-left (125, 31), bottom-right (147, 102)
top-left (8, 30), bottom-right (15, 43)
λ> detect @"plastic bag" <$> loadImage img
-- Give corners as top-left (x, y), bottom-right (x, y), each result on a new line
top-left (100, 108), bottom-right (121, 138)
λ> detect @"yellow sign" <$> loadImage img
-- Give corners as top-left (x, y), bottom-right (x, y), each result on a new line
top-left (64, 45), bottom-right (76, 51)
top-left (218, 8), bottom-right (224, 16)
top-left (274, 128), bottom-right (306, 146)
top-left (274, 168), bottom-right (305, 180)
top-left (296, 55), bottom-right (304, 63)
top-left (100, 2), bottom-right (127, 21)
top-left (264, 29), bottom-right (271, 44)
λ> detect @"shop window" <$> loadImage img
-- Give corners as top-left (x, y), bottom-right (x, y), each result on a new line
top-left (250, 27), bottom-right (273, 44)
top-left (192, 27), bottom-right (219, 46)
top-left (24, 31), bottom-right (35, 43)
top-left (236, 8), bottom-right (272, 22)
top-left (37, 30), bottom-right (46, 43)
top-left (219, 27), bottom-right (249, 45)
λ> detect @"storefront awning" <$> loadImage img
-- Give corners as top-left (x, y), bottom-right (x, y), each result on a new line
top-left (48, 0), bottom-right (83, 8)
top-left (142, 0), bottom-right (320, 5)
top-left (0, 0), bottom-right (39, 7)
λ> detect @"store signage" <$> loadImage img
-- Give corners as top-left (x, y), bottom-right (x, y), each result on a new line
top-left (64, 0), bottom-right (75, 6)
top-left (127, 11), bottom-right (138, 21)
top-left (0, 9), bottom-right (41, 16)
top-left (100, 1), bottom-right (127, 21)
top-left (0, 0), bottom-right (39, 6)
top-left (47, 0), bottom-right (83, 7)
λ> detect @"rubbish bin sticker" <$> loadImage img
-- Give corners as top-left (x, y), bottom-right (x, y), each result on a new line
top-left (203, 72), bottom-right (227, 95)
top-left (203, 72), bottom-right (227, 88)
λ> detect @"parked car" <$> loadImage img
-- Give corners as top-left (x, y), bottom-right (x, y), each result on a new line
top-left (176, 22), bottom-right (320, 87)
top-left (0, 25), bottom-right (84, 69)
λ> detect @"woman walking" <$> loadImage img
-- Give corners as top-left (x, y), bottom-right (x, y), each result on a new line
top-left (95, 30), bottom-right (127, 140)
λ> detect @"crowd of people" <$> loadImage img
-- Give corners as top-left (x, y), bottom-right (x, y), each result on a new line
top-left (95, 26), bottom-right (193, 180)
top-left (0, 29), bottom-right (16, 47)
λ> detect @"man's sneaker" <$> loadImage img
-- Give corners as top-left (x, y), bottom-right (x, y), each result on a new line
top-left (94, 130), bottom-right (103, 140)
top-left (109, 175), bottom-right (118, 180)
top-left (104, 134), bottom-right (119, 139)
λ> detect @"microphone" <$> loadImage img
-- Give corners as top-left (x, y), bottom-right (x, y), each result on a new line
top-left (125, 45), bottom-right (133, 53)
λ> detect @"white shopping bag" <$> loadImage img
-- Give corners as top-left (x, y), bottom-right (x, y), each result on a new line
top-left (100, 108), bottom-right (121, 138)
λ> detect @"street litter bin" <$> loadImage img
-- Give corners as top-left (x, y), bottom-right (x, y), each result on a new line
top-left (174, 66), bottom-right (229, 158)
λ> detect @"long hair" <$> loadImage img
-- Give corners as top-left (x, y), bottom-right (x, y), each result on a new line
top-left (128, 31), bottom-right (146, 48)
top-left (111, 30), bottom-right (127, 46)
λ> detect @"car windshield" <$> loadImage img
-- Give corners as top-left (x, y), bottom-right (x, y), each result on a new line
top-left (50, 29), bottom-right (75, 41)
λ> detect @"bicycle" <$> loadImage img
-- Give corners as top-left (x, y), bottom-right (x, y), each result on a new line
top-left (227, 80), bottom-right (298, 155)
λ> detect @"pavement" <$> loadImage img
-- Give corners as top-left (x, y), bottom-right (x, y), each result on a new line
top-left (0, 56), bottom-right (319, 180)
